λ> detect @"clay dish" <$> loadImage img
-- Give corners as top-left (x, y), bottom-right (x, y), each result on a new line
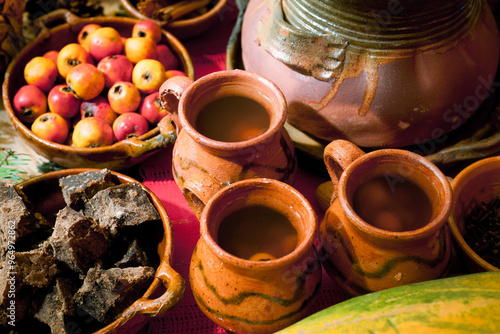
top-left (120, 0), bottom-right (228, 39)
top-left (2, 9), bottom-right (194, 170)
top-left (14, 168), bottom-right (185, 333)
top-left (449, 156), bottom-right (500, 272)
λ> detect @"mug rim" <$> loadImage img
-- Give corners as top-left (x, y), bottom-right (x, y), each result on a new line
top-left (177, 70), bottom-right (288, 152)
top-left (199, 178), bottom-right (318, 270)
top-left (338, 149), bottom-right (453, 240)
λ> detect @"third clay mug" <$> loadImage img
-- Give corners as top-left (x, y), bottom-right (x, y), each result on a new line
top-left (319, 140), bottom-right (453, 296)
top-left (159, 70), bottom-right (297, 218)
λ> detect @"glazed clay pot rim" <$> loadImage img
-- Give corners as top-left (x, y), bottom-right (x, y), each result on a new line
top-left (280, 0), bottom-right (483, 53)
top-left (178, 69), bottom-right (287, 152)
top-left (200, 178), bottom-right (317, 270)
top-left (338, 149), bottom-right (453, 240)
top-left (449, 156), bottom-right (500, 271)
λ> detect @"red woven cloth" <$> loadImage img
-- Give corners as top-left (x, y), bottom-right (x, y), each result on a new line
top-left (138, 4), bottom-right (346, 332)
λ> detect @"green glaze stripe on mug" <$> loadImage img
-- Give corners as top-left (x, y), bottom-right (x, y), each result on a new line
top-left (322, 222), bottom-right (450, 278)
top-left (190, 259), bottom-right (321, 327)
top-left (171, 135), bottom-right (296, 189)
top-left (189, 178), bottom-right (321, 334)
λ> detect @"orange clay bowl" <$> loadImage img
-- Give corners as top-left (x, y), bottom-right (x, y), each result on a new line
top-left (448, 156), bottom-right (500, 273)
top-left (120, 0), bottom-right (228, 39)
top-left (2, 9), bottom-right (194, 171)
top-left (15, 168), bottom-right (185, 333)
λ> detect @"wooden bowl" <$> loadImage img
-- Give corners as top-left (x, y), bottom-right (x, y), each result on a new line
top-left (14, 168), bottom-right (185, 333)
top-left (448, 156), bottom-right (500, 272)
top-left (120, 0), bottom-right (228, 39)
top-left (2, 9), bottom-right (194, 170)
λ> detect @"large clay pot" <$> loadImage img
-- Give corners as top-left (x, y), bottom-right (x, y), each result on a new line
top-left (319, 140), bottom-right (453, 296)
top-left (241, 0), bottom-right (500, 148)
top-left (190, 178), bottom-right (322, 333)
top-left (159, 70), bottom-right (297, 218)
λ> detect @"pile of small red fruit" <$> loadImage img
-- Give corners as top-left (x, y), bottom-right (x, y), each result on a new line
top-left (12, 20), bottom-right (186, 147)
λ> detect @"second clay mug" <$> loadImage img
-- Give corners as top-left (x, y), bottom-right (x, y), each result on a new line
top-left (190, 178), bottom-right (322, 333)
top-left (159, 70), bottom-right (297, 218)
top-left (319, 140), bottom-right (453, 296)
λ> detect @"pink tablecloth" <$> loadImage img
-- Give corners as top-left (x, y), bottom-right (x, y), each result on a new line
top-left (135, 3), bottom-right (347, 332)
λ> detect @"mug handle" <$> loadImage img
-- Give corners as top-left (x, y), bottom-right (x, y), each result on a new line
top-left (159, 75), bottom-right (194, 133)
top-left (323, 139), bottom-right (365, 204)
top-left (182, 172), bottom-right (224, 219)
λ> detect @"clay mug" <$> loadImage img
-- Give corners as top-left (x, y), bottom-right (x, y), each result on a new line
top-left (159, 70), bottom-right (297, 218)
top-left (190, 178), bottom-right (322, 333)
top-left (319, 140), bottom-right (453, 296)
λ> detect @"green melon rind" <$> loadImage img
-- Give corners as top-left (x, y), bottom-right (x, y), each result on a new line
top-left (276, 272), bottom-right (500, 333)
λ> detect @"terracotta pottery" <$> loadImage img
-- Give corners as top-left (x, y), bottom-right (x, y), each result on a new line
top-left (319, 140), bottom-right (453, 296)
top-left (159, 69), bottom-right (297, 218)
top-left (2, 9), bottom-right (194, 170)
top-left (120, 0), bottom-right (229, 39)
top-left (241, 0), bottom-right (500, 148)
top-left (190, 178), bottom-right (322, 333)
top-left (14, 168), bottom-right (185, 333)
top-left (448, 156), bottom-right (500, 272)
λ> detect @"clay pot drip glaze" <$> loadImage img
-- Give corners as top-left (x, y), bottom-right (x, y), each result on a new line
top-left (261, 0), bottom-right (487, 115)
top-left (319, 140), bottom-right (453, 296)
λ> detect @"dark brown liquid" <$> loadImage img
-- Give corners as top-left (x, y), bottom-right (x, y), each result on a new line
top-left (352, 176), bottom-right (433, 232)
top-left (217, 205), bottom-right (298, 261)
top-left (195, 96), bottom-right (270, 142)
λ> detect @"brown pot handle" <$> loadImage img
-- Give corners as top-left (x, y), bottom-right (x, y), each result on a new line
top-left (323, 139), bottom-right (365, 204)
top-left (159, 75), bottom-right (194, 133)
top-left (124, 261), bottom-right (185, 316)
top-left (33, 8), bottom-right (80, 33)
top-left (111, 115), bottom-right (177, 158)
top-left (259, 0), bottom-right (348, 81)
top-left (95, 260), bottom-right (185, 334)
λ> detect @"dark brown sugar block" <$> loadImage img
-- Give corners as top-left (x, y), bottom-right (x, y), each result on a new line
top-left (59, 168), bottom-right (115, 210)
top-left (84, 182), bottom-right (161, 235)
top-left (0, 260), bottom-right (17, 325)
top-left (50, 206), bottom-right (110, 274)
top-left (0, 170), bottom-right (166, 330)
top-left (0, 242), bottom-right (58, 326)
top-left (5, 242), bottom-right (58, 289)
top-left (74, 265), bottom-right (156, 323)
top-left (114, 239), bottom-right (151, 268)
top-left (0, 183), bottom-right (51, 259)
top-left (34, 277), bottom-right (76, 333)
top-left (0, 283), bottom-right (36, 326)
